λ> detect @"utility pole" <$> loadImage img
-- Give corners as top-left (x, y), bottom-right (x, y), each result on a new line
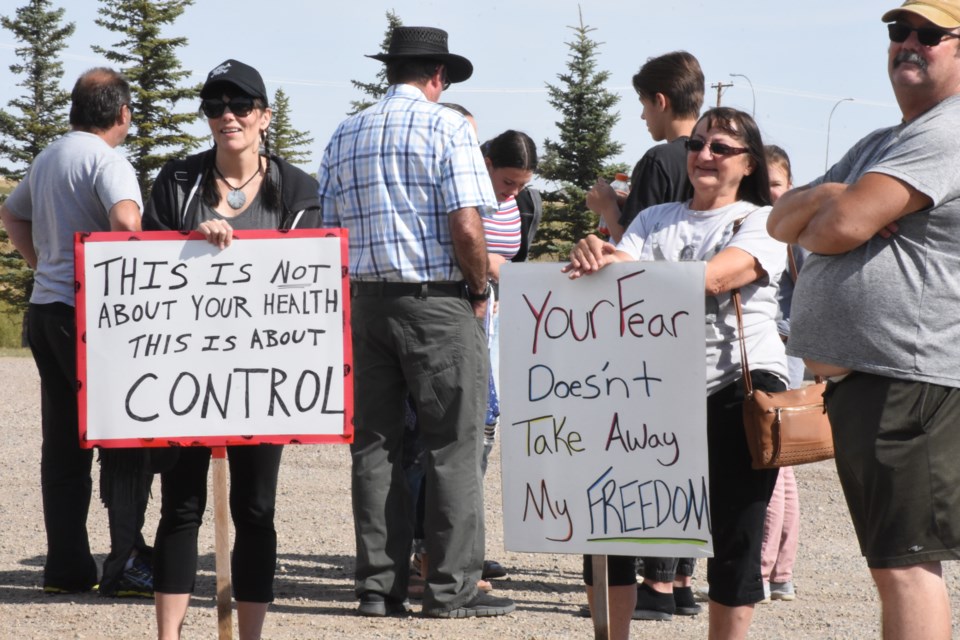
top-left (711, 81), bottom-right (733, 107)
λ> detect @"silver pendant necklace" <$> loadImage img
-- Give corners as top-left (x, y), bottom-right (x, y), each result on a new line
top-left (214, 161), bottom-right (261, 210)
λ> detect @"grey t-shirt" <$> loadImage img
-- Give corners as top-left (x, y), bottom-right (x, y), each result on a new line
top-left (4, 131), bottom-right (142, 306)
top-left (789, 94), bottom-right (960, 387)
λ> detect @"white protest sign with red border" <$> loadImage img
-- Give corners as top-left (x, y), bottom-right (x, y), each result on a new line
top-left (74, 229), bottom-right (353, 448)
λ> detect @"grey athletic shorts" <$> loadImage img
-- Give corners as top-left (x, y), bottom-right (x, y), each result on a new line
top-left (826, 372), bottom-right (960, 568)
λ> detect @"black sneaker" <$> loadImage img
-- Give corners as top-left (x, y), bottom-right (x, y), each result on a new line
top-left (482, 559), bottom-right (508, 580)
top-left (673, 586), bottom-right (702, 615)
top-left (633, 582), bottom-right (675, 621)
top-left (100, 554), bottom-right (154, 598)
top-left (357, 592), bottom-right (412, 617)
top-left (423, 591), bottom-right (516, 618)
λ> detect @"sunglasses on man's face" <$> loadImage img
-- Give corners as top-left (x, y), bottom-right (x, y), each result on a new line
top-left (887, 22), bottom-right (960, 47)
top-left (200, 96), bottom-right (256, 119)
top-left (684, 138), bottom-right (749, 157)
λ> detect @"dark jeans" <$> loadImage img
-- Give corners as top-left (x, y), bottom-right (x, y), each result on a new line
top-left (28, 303), bottom-right (98, 590)
top-left (153, 445), bottom-right (283, 602)
top-left (350, 292), bottom-right (488, 612)
top-left (641, 556), bottom-right (696, 582)
top-left (99, 477), bottom-right (150, 594)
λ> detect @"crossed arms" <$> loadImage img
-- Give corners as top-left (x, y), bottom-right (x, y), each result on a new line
top-left (766, 172), bottom-right (931, 253)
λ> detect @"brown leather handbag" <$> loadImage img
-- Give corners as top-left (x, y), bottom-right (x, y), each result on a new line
top-left (732, 285), bottom-right (834, 470)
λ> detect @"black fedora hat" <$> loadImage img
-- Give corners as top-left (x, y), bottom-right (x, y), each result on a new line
top-left (367, 26), bottom-right (473, 84)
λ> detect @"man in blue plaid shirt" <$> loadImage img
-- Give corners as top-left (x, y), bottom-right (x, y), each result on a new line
top-left (317, 26), bottom-right (514, 619)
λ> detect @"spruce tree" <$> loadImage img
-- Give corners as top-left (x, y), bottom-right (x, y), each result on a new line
top-left (269, 88), bottom-right (314, 167)
top-left (0, 0), bottom-right (75, 181)
top-left (92, 0), bottom-right (202, 200)
top-left (534, 8), bottom-right (623, 259)
top-left (347, 9), bottom-right (402, 115)
top-left (0, 0), bottom-right (74, 328)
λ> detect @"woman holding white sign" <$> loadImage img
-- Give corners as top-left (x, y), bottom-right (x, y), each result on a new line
top-left (143, 59), bottom-right (322, 640)
top-left (565, 106), bottom-right (787, 640)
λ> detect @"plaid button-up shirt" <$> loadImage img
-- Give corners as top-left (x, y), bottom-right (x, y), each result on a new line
top-left (317, 84), bottom-right (496, 282)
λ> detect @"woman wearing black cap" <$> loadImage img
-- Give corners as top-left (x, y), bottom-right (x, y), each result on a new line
top-left (143, 59), bottom-right (322, 640)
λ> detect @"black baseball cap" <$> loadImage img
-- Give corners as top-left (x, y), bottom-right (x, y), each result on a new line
top-left (200, 59), bottom-right (268, 104)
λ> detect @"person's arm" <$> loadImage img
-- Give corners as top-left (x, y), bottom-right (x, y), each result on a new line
top-left (768, 173), bottom-right (930, 254)
top-left (704, 247), bottom-right (766, 295)
top-left (0, 205), bottom-right (37, 268)
top-left (487, 253), bottom-right (507, 282)
top-left (109, 199), bottom-right (142, 232)
top-left (449, 206), bottom-right (489, 318)
top-left (586, 179), bottom-right (626, 242)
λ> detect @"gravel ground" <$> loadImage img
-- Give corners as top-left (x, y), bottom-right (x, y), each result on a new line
top-left (1, 355), bottom-right (959, 639)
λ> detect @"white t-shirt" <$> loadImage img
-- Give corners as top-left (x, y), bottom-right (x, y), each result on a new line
top-left (618, 199), bottom-right (787, 394)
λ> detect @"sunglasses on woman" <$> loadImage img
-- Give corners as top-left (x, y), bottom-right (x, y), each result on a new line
top-left (887, 22), bottom-right (960, 47)
top-left (200, 96), bottom-right (257, 119)
top-left (685, 138), bottom-right (749, 157)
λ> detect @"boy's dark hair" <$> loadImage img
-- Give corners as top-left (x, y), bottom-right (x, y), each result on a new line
top-left (386, 59), bottom-right (441, 86)
top-left (695, 107), bottom-right (771, 207)
top-left (480, 130), bottom-right (538, 172)
top-left (632, 51), bottom-right (704, 119)
top-left (69, 67), bottom-right (131, 132)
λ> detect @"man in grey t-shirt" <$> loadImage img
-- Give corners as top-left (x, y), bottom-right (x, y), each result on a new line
top-left (768, 2), bottom-right (960, 637)
top-left (0, 68), bottom-right (143, 596)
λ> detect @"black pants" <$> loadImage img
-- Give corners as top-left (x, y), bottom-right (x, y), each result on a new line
top-left (29, 303), bottom-right (98, 590)
top-left (29, 302), bottom-right (149, 590)
top-left (705, 373), bottom-right (783, 606)
top-left (153, 444), bottom-right (282, 602)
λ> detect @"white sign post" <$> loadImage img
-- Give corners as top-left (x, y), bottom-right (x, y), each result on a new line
top-left (499, 262), bottom-right (711, 558)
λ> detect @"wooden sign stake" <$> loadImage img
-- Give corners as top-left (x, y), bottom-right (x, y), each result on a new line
top-left (212, 446), bottom-right (233, 640)
top-left (591, 554), bottom-right (610, 640)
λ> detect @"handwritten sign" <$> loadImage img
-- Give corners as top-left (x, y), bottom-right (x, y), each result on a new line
top-left (74, 229), bottom-right (353, 448)
top-left (499, 262), bottom-right (710, 557)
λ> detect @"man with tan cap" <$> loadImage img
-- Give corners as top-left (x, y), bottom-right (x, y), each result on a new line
top-left (317, 27), bottom-right (514, 619)
top-left (768, 2), bottom-right (960, 638)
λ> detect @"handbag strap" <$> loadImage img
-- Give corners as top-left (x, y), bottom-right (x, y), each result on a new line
top-left (729, 214), bottom-right (755, 397)
top-left (732, 287), bottom-right (754, 396)
top-left (787, 245), bottom-right (799, 282)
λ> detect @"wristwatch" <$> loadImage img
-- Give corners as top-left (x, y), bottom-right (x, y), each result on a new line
top-left (466, 281), bottom-right (493, 302)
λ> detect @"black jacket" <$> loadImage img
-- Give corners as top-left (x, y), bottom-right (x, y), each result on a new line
top-left (143, 149), bottom-right (322, 231)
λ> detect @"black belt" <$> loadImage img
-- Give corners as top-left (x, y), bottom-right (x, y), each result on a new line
top-left (351, 281), bottom-right (466, 298)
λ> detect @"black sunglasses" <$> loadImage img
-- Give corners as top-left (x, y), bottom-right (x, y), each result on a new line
top-left (685, 138), bottom-right (749, 157)
top-left (200, 96), bottom-right (257, 119)
top-left (888, 22), bottom-right (960, 47)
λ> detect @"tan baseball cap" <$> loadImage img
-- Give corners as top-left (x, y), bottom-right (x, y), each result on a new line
top-left (882, 0), bottom-right (960, 28)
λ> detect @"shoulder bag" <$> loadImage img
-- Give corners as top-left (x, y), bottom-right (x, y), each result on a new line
top-left (731, 245), bottom-right (834, 469)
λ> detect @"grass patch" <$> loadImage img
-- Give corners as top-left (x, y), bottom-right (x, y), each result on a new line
top-left (0, 301), bottom-right (26, 349)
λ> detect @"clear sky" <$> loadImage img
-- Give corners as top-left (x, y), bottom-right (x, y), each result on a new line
top-left (1, 0), bottom-right (901, 186)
